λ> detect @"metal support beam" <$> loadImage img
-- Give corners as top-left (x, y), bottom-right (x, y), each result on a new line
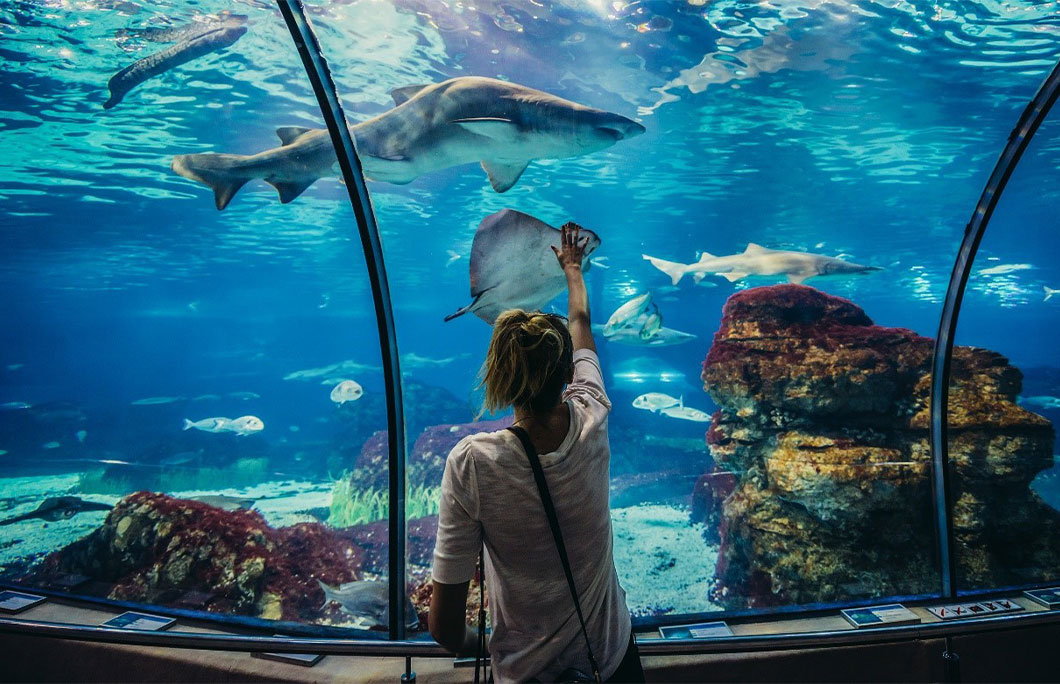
top-left (275, 0), bottom-right (408, 640)
top-left (929, 59), bottom-right (1060, 597)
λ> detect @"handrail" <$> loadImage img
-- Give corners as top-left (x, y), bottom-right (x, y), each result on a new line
top-left (275, 0), bottom-right (409, 640)
top-left (3, 609), bottom-right (1060, 657)
top-left (928, 58), bottom-right (1060, 598)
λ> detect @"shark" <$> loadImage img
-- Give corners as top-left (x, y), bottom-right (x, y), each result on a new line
top-left (643, 244), bottom-right (881, 286)
top-left (171, 76), bottom-right (645, 209)
top-left (104, 22), bottom-right (247, 109)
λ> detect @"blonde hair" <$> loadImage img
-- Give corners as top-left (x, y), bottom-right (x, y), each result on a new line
top-left (478, 310), bottom-right (574, 417)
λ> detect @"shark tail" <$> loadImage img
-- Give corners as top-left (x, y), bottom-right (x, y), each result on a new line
top-left (171, 153), bottom-right (253, 210)
top-left (643, 254), bottom-right (687, 286)
top-left (1045, 287), bottom-right (1056, 302)
top-left (182, 419), bottom-right (193, 431)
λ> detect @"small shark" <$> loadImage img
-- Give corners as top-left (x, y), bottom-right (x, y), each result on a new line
top-left (104, 23), bottom-right (247, 109)
top-left (172, 76), bottom-right (645, 209)
top-left (318, 579), bottom-right (419, 629)
top-left (0, 496), bottom-right (112, 526)
top-left (643, 244), bottom-right (881, 286)
top-left (186, 494), bottom-right (256, 512)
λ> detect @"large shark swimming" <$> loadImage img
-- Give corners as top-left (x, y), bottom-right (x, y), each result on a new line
top-left (171, 76), bottom-right (645, 209)
top-left (643, 243), bottom-right (881, 286)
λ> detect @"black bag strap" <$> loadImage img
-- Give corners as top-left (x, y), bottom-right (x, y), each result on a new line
top-left (509, 426), bottom-right (602, 683)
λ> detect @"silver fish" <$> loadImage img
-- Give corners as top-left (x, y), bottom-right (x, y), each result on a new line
top-left (317, 579), bottom-right (418, 629)
top-left (659, 405), bottom-right (711, 422)
top-left (632, 392), bottom-right (681, 412)
top-left (171, 76), bottom-right (644, 208)
top-left (603, 292), bottom-right (654, 336)
top-left (182, 416), bottom-right (231, 433)
top-left (186, 495), bottom-right (256, 512)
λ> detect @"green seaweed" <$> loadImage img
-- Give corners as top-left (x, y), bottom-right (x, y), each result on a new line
top-left (327, 474), bottom-right (441, 527)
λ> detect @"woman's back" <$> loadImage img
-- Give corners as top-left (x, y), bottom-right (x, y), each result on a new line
top-left (433, 349), bottom-right (631, 682)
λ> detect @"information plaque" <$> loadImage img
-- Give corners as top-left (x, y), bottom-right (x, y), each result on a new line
top-left (659, 621), bottom-right (733, 639)
top-left (840, 604), bottom-right (920, 629)
top-left (0, 590), bottom-right (45, 613)
top-left (1024, 588), bottom-right (1060, 609)
top-left (100, 611), bottom-right (176, 631)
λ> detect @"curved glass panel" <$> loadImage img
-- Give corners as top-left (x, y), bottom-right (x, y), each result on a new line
top-left (0, 2), bottom-right (391, 633)
top-left (948, 111), bottom-right (1060, 595)
top-left (303, 0), bottom-right (1054, 625)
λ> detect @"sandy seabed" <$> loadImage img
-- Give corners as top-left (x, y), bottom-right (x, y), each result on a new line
top-left (611, 503), bottom-right (720, 616)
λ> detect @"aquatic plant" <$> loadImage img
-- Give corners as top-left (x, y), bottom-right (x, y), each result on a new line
top-left (327, 475), bottom-right (441, 527)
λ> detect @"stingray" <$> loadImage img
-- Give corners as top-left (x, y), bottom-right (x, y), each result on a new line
top-left (0, 496), bottom-right (111, 526)
top-left (445, 209), bottom-right (601, 324)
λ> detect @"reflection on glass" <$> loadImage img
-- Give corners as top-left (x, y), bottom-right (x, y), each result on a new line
top-left (950, 117), bottom-right (1060, 594)
top-left (0, 1), bottom-right (389, 633)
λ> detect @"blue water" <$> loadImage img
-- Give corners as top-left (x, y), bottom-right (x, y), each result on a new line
top-left (2, 0), bottom-right (1060, 628)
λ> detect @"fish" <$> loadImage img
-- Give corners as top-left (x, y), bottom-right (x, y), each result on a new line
top-left (403, 352), bottom-right (469, 369)
top-left (659, 405), bottom-right (711, 422)
top-left (603, 292), bottom-right (655, 336)
top-left (595, 324), bottom-right (697, 347)
top-left (160, 450), bottom-right (202, 466)
top-left (222, 415), bottom-right (264, 436)
top-left (6, 364), bottom-right (24, 371)
top-left (632, 392), bottom-right (682, 412)
top-left (171, 76), bottom-right (645, 209)
top-left (42, 442), bottom-right (60, 449)
top-left (1044, 286), bottom-right (1059, 302)
top-left (0, 401), bottom-right (31, 411)
top-left (228, 391), bottom-right (261, 400)
top-left (978, 263), bottom-right (1033, 276)
top-left (643, 244), bottom-right (881, 286)
top-left (1020, 395), bottom-right (1060, 410)
top-left (446, 250), bottom-right (462, 267)
top-left (183, 416), bottom-right (231, 433)
top-left (589, 256), bottom-right (611, 270)
top-left (639, 311), bottom-right (662, 340)
top-left (132, 396), bottom-right (185, 406)
top-left (330, 380), bottom-right (364, 404)
top-left (445, 210), bottom-right (601, 324)
top-left (317, 579), bottom-right (419, 629)
top-left (288, 425), bottom-right (300, 432)
top-left (284, 360), bottom-right (380, 382)
top-left (191, 394), bottom-right (222, 402)
top-left (0, 496), bottom-right (112, 526)
top-left (75, 430), bottom-right (87, 444)
top-left (0, 450), bottom-right (7, 456)
top-left (186, 494), bottom-right (256, 512)
top-left (103, 24), bottom-right (247, 109)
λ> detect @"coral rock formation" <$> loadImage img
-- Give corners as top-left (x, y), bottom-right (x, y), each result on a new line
top-left (30, 492), bottom-right (365, 623)
top-left (699, 284), bottom-right (1059, 608)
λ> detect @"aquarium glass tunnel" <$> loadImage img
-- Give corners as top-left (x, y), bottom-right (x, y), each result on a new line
top-left (2, 0), bottom-right (1060, 643)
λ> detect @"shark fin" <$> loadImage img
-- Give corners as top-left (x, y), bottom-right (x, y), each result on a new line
top-left (276, 126), bottom-right (313, 146)
top-left (643, 254), bottom-right (687, 286)
top-left (697, 252), bottom-right (716, 263)
top-left (744, 242), bottom-right (769, 253)
top-left (453, 117), bottom-right (518, 140)
top-left (788, 273), bottom-right (811, 285)
top-left (212, 179), bottom-right (249, 211)
top-left (720, 272), bottom-right (747, 282)
top-left (692, 272), bottom-right (706, 284)
top-left (266, 179), bottom-right (315, 204)
top-left (480, 159), bottom-right (529, 193)
top-left (390, 85), bottom-right (429, 106)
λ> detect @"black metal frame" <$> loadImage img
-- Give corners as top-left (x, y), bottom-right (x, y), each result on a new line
top-left (275, 0), bottom-right (409, 640)
top-left (928, 59), bottom-right (1060, 598)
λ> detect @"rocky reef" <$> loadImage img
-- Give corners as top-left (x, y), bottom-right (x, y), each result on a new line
top-left (697, 284), bottom-right (1060, 608)
top-left (27, 491), bottom-right (366, 623)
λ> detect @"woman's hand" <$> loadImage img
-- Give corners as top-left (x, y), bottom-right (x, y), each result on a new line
top-left (552, 221), bottom-right (590, 272)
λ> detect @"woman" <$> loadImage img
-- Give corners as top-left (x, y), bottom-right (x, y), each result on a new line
top-left (429, 223), bottom-right (645, 683)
